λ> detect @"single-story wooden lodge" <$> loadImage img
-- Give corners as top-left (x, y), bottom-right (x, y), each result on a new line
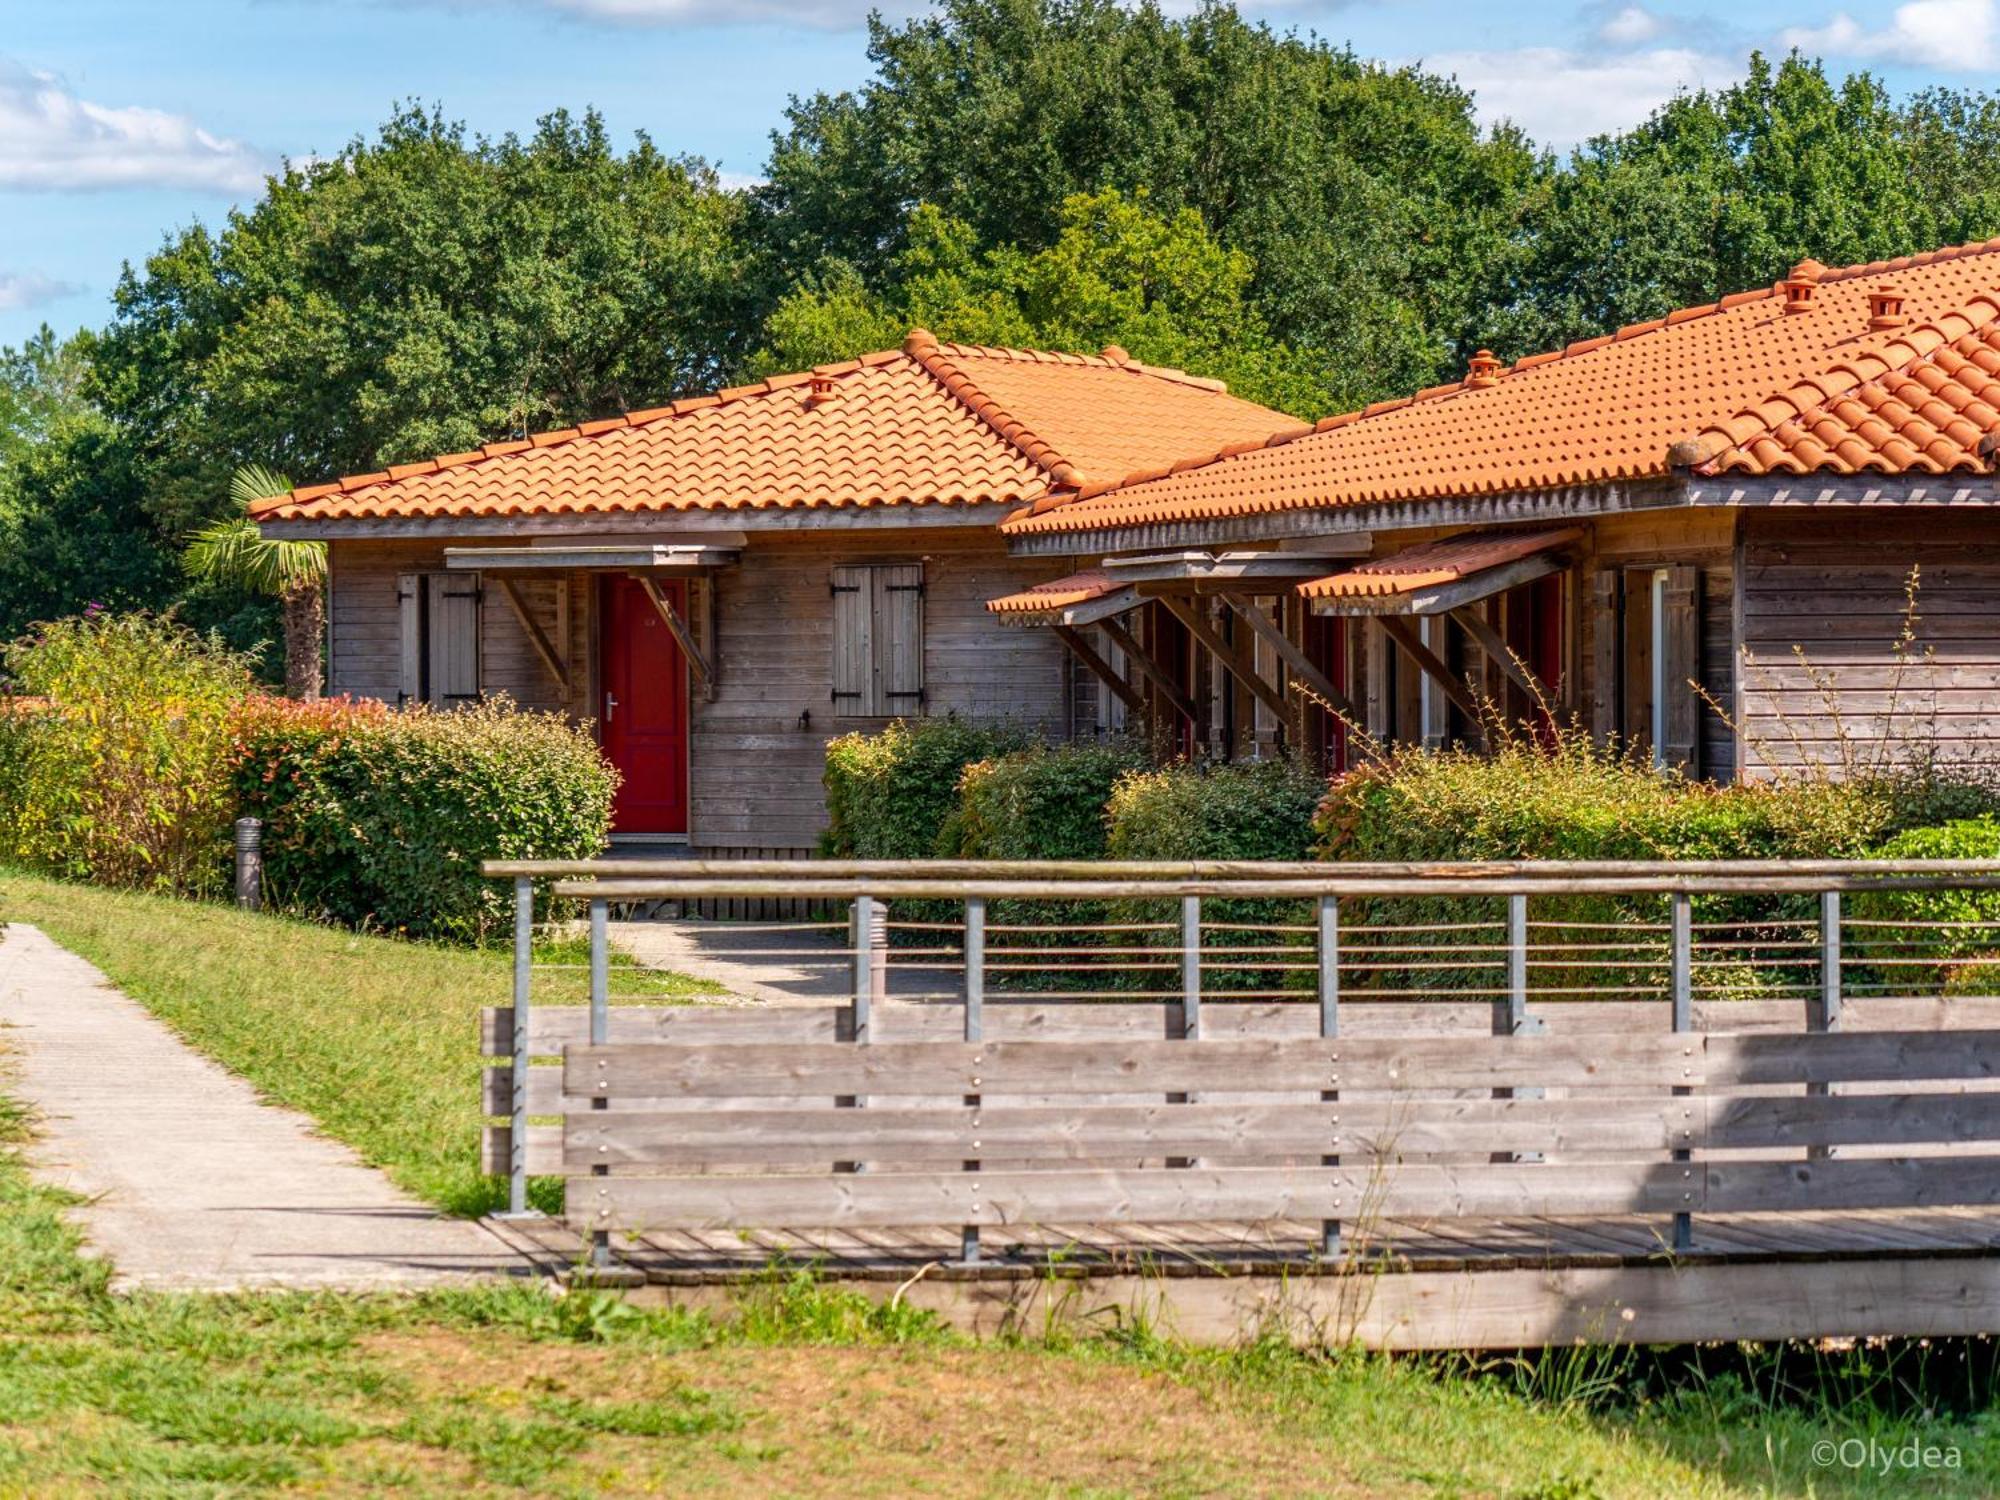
top-left (252, 332), bottom-right (1302, 854)
top-left (258, 238), bottom-right (2000, 853)
top-left (992, 240), bottom-right (2000, 786)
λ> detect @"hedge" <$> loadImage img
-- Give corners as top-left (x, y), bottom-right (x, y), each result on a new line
top-left (821, 716), bottom-right (1028, 859)
top-left (1314, 726), bottom-right (2000, 999)
top-left (945, 741), bottom-right (1147, 860)
top-left (1850, 816), bottom-right (2000, 995)
top-left (232, 694), bottom-right (616, 943)
top-left (1106, 759), bottom-right (1327, 994)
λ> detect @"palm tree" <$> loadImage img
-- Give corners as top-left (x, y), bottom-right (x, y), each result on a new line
top-left (184, 464), bottom-right (327, 700)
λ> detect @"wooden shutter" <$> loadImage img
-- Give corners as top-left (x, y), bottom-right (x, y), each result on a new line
top-left (1589, 569), bottom-right (1619, 747)
top-left (427, 573), bottom-right (482, 705)
top-left (829, 565), bottom-right (871, 713)
top-left (878, 564), bottom-right (925, 715)
top-left (1660, 564), bottom-right (1702, 773)
top-left (396, 573), bottom-right (423, 707)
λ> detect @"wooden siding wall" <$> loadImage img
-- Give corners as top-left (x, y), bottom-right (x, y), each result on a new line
top-left (694, 530), bottom-right (1068, 851)
top-left (326, 540), bottom-right (581, 713)
top-left (1586, 510), bottom-right (1738, 784)
top-left (327, 529), bottom-right (1070, 854)
top-left (1736, 510), bottom-right (2000, 778)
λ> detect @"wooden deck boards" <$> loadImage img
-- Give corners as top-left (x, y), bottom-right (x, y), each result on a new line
top-left (488, 1207), bottom-right (2000, 1282)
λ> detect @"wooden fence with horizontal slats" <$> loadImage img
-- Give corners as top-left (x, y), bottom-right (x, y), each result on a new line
top-left (479, 858), bottom-right (2000, 1268)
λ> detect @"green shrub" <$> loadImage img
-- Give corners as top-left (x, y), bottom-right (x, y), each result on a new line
top-left (942, 741), bottom-right (1148, 992)
top-left (232, 694), bottom-right (616, 943)
top-left (1107, 759), bottom-right (1327, 994)
top-left (1314, 723), bottom-right (2000, 998)
top-left (1851, 816), bottom-right (2000, 994)
top-left (0, 613), bottom-right (254, 894)
top-left (821, 716), bottom-right (1028, 858)
top-left (946, 741), bottom-right (1146, 860)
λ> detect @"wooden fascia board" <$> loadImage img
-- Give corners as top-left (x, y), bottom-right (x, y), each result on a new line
top-left (259, 502), bottom-right (1024, 542)
top-left (1002, 479), bottom-right (1691, 558)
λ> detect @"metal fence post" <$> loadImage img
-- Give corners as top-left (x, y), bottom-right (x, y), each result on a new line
top-left (503, 874), bottom-right (534, 1218)
top-left (1811, 889), bottom-right (1842, 1162)
top-left (838, 894), bottom-right (876, 1176)
top-left (962, 896), bottom-right (985, 1265)
top-left (233, 817), bottom-right (263, 910)
top-left (588, 897), bottom-right (614, 1270)
top-left (1501, 893), bottom-right (1545, 1163)
top-left (1318, 895), bottom-right (1341, 1261)
top-left (1170, 895), bottom-right (1201, 1169)
top-left (1670, 890), bottom-right (1694, 1252)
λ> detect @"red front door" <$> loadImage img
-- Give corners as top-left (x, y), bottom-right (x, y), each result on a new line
top-left (600, 576), bottom-right (689, 835)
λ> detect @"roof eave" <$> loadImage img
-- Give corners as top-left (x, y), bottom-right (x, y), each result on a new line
top-left (1001, 476), bottom-right (1695, 557)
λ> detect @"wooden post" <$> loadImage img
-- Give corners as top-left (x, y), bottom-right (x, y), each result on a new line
top-left (1378, 614), bottom-right (1482, 724)
top-left (1670, 891), bottom-right (1694, 1252)
top-left (1053, 624), bottom-right (1142, 714)
top-left (504, 875), bottom-right (534, 1218)
top-left (1319, 895), bottom-right (1341, 1260)
top-left (1098, 614), bottom-right (1197, 726)
top-left (1223, 591), bottom-right (1363, 723)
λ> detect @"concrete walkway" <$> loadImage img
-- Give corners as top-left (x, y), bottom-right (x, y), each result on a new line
top-left (0, 925), bottom-right (529, 1292)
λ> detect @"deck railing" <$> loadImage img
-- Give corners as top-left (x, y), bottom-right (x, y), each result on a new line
top-left (481, 859), bottom-right (2000, 1272)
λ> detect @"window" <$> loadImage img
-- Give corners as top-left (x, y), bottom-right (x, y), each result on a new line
top-left (396, 572), bottom-right (481, 706)
top-left (830, 563), bottom-right (924, 717)
top-left (1595, 564), bottom-right (1699, 770)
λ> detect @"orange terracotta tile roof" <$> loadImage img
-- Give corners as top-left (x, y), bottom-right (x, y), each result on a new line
top-left (984, 569), bottom-right (1119, 615)
top-left (1004, 239), bottom-right (2000, 539)
top-left (255, 331), bottom-right (1295, 524)
top-left (1297, 527), bottom-right (1581, 599)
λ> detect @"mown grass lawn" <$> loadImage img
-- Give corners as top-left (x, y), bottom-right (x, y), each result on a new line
top-left (7, 872), bottom-right (2000, 1496)
top-left (0, 870), bottom-right (717, 1217)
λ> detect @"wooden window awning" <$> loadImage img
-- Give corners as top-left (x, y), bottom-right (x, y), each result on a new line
top-left (1300, 527), bottom-right (1581, 617)
top-left (986, 569), bottom-right (1145, 627)
top-left (987, 546), bottom-right (1368, 627)
top-left (442, 544), bottom-right (741, 573)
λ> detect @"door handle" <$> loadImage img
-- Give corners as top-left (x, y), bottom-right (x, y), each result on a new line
top-left (605, 692), bottom-right (618, 723)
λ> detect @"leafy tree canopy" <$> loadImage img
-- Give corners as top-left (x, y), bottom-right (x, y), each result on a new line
top-left (758, 190), bottom-right (1336, 415)
top-left (761, 0), bottom-right (1536, 407)
top-left (90, 104), bottom-right (759, 534)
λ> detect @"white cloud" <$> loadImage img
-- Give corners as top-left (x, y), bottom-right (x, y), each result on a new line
top-left (0, 271), bottom-right (79, 311)
top-left (542, 0), bottom-right (898, 24)
top-left (1426, 46), bottom-right (1727, 150)
top-left (1781, 0), bottom-right (1998, 70)
top-left (0, 59), bottom-right (271, 193)
top-left (1597, 5), bottom-right (1667, 45)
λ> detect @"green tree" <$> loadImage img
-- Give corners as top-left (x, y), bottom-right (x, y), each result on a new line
top-left (1482, 53), bottom-right (2000, 356)
top-left (0, 415), bottom-right (180, 644)
top-left (759, 190), bottom-right (1332, 415)
top-left (760, 0), bottom-right (1539, 410)
top-left (182, 465), bottom-right (327, 700)
top-left (92, 104), bottom-right (759, 535)
top-left (0, 325), bottom-right (91, 481)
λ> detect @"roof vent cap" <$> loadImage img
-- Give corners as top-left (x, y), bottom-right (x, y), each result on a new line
top-left (1465, 349), bottom-right (1505, 388)
top-left (806, 371), bottom-right (841, 406)
top-left (1100, 344), bottom-right (1131, 365)
top-left (1781, 260), bottom-right (1822, 313)
top-left (1868, 284), bottom-right (1909, 330)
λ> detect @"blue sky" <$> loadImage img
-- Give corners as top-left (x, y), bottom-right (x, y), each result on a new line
top-left (2, 0), bottom-right (1994, 346)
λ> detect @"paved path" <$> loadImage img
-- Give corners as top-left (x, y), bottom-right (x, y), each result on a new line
top-left (609, 918), bottom-right (951, 1004)
top-left (0, 925), bottom-right (529, 1292)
